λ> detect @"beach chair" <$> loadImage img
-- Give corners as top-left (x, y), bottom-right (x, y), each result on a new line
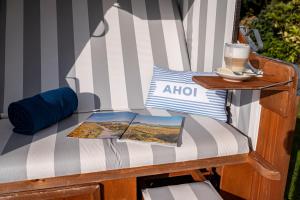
top-left (0, 0), bottom-right (298, 199)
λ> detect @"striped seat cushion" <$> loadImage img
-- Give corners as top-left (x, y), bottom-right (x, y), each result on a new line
top-left (142, 181), bottom-right (223, 200)
top-left (0, 108), bottom-right (249, 184)
top-left (0, 0), bottom-right (190, 113)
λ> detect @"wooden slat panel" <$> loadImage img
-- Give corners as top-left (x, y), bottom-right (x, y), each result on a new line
top-left (220, 164), bottom-right (253, 199)
top-left (0, 184), bottom-right (101, 200)
top-left (102, 177), bottom-right (136, 200)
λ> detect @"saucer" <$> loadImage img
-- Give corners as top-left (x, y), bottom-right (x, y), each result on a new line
top-left (215, 68), bottom-right (253, 82)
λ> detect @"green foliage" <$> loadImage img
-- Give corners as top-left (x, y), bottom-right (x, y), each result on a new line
top-left (240, 0), bottom-right (290, 18)
top-left (287, 117), bottom-right (300, 200)
top-left (241, 0), bottom-right (270, 18)
top-left (250, 0), bottom-right (300, 64)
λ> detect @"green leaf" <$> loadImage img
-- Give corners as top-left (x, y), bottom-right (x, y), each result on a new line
top-left (250, 0), bottom-right (300, 65)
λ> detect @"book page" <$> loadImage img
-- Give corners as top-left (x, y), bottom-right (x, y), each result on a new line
top-left (120, 114), bottom-right (184, 146)
top-left (67, 112), bottom-right (136, 139)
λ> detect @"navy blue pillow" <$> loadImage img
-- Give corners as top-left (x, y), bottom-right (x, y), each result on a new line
top-left (8, 87), bottom-right (78, 134)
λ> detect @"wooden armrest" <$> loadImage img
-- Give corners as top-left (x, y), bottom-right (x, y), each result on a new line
top-left (247, 151), bottom-right (280, 180)
top-left (249, 53), bottom-right (297, 117)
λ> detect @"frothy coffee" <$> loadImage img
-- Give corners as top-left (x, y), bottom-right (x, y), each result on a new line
top-left (224, 43), bottom-right (250, 72)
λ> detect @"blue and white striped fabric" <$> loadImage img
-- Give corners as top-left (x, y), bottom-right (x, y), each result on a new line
top-left (145, 66), bottom-right (228, 122)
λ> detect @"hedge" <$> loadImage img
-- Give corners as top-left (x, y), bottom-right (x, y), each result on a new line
top-left (249, 0), bottom-right (300, 64)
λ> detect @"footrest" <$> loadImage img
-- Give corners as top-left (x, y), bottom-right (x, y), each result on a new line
top-left (142, 181), bottom-right (223, 200)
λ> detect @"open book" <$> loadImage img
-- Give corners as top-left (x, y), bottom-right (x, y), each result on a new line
top-left (67, 112), bottom-right (184, 146)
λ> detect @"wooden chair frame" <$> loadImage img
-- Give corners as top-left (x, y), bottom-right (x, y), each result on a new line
top-left (221, 34), bottom-right (299, 199)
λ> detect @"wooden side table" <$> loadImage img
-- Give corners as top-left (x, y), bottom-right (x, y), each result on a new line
top-left (192, 75), bottom-right (292, 91)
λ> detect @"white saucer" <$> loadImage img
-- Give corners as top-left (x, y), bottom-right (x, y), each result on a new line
top-left (216, 68), bottom-right (253, 82)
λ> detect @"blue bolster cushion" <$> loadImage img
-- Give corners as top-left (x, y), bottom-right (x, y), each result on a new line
top-left (8, 87), bottom-right (78, 135)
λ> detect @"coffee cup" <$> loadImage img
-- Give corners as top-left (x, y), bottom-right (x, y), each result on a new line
top-left (224, 43), bottom-right (250, 72)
